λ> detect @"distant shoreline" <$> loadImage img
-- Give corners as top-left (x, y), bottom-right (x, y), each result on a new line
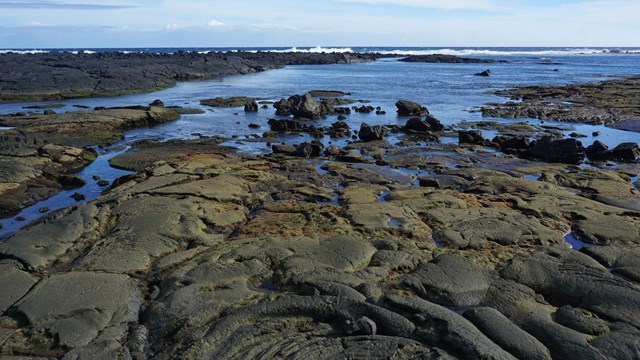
top-left (0, 51), bottom-right (388, 103)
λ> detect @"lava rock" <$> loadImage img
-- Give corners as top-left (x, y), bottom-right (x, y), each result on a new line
top-left (404, 116), bottom-right (444, 133)
top-left (71, 192), bottom-right (86, 201)
top-left (459, 130), bottom-right (490, 145)
top-left (529, 137), bottom-right (586, 164)
top-left (475, 69), bottom-right (491, 77)
top-left (609, 142), bottom-right (640, 162)
top-left (585, 140), bottom-right (610, 161)
top-left (244, 100), bottom-right (259, 112)
top-left (358, 123), bottom-right (387, 142)
top-left (396, 100), bottom-right (428, 116)
top-left (269, 119), bottom-right (302, 133)
top-left (294, 142), bottom-right (314, 158)
top-left (149, 99), bottom-right (165, 107)
top-left (272, 144), bottom-right (296, 154)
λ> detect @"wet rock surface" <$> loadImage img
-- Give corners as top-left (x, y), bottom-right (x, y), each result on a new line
top-left (481, 76), bottom-right (640, 131)
top-left (0, 134), bottom-right (96, 218)
top-left (0, 106), bottom-right (181, 147)
top-left (2, 135), bottom-right (640, 359)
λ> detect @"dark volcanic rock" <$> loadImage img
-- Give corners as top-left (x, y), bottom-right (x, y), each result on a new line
top-left (396, 100), bottom-right (428, 116)
top-left (294, 142), bottom-right (314, 158)
top-left (475, 69), bottom-right (491, 77)
top-left (494, 136), bottom-right (532, 153)
top-left (329, 121), bottom-right (351, 138)
top-left (269, 119), bottom-right (302, 133)
top-left (554, 305), bottom-right (610, 336)
top-left (70, 192), bottom-right (85, 201)
top-left (201, 96), bottom-right (253, 108)
top-left (399, 54), bottom-right (506, 64)
top-left (244, 100), bottom-right (259, 112)
top-left (0, 51), bottom-right (387, 103)
top-left (274, 93), bottom-right (324, 119)
top-left (272, 143), bottom-right (296, 154)
top-left (358, 123), bottom-right (387, 142)
top-left (308, 90), bottom-right (349, 97)
top-left (609, 142), bottom-right (640, 162)
top-left (459, 130), bottom-right (491, 146)
top-left (529, 137), bottom-right (586, 164)
top-left (404, 116), bottom-right (444, 133)
top-left (354, 105), bottom-right (374, 113)
top-left (149, 99), bottom-right (165, 107)
top-left (585, 141), bottom-right (610, 161)
top-left (481, 76), bottom-right (640, 130)
top-left (464, 307), bottom-right (551, 360)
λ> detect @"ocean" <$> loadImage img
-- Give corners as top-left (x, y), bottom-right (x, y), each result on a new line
top-left (0, 46), bottom-right (639, 234)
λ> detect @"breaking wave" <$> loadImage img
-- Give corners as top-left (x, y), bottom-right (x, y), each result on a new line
top-left (365, 48), bottom-right (640, 56)
top-left (268, 46), bottom-right (353, 53)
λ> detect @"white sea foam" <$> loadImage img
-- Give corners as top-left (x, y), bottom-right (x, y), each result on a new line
top-left (269, 46), bottom-right (354, 53)
top-left (0, 49), bottom-right (49, 54)
top-left (370, 48), bottom-right (638, 56)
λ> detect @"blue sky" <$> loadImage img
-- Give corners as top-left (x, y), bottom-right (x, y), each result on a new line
top-left (0, 0), bottom-right (638, 48)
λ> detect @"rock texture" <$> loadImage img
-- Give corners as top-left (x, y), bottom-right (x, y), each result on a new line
top-left (0, 52), bottom-right (387, 103)
top-left (0, 134), bottom-right (96, 218)
top-left (399, 55), bottom-right (507, 64)
top-left (0, 106), bottom-right (180, 147)
top-left (482, 76), bottom-right (640, 131)
top-left (2, 137), bottom-right (640, 359)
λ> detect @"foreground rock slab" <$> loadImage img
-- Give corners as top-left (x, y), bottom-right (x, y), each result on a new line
top-left (1, 140), bottom-right (640, 359)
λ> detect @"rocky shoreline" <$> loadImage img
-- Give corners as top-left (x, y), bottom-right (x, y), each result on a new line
top-left (0, 51), bottom-right (387, 103)
top-left (1, 55), bottom-right (640, 358)
top-left (1, 130), bottom-right (640, 359)
top-left (481, 76), bottom-right (640, 131)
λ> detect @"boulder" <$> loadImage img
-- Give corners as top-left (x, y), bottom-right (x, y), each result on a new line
top-left (492, 136), bottom-right (531, 155)
top-left (609, 142), bottom-right (640, 162)
top-left (585, 140), bottom-right (609, 161)
top-left (475, 69), bottom-right (491, 77)
top-left (404, 116), bottom-right (444, 133)
top-left (396, 100), bottom-right (428, 116)
top-left (329, 121), bottom-right (351, 138)
top-left (273, 98), bottom-right (293, 116)
top-left (529, 137), bottom-right (586, 164)
top-left (269, 119), bottom-right (302, 133)
top-left (324, 145), bottom-right (343, 156)
top-left (244, 100), bottom-right (259, 112)
top-left (149, 99), bottom-right (165, 107)
top-left (358, 123), bottom-right (387, 142)
top-left (275, 93), bottom-right (324, 119)
top-left (272, 144), bottom-right (296, 154)
top-left (459, 130), bottom-right (490, 145)
top-left (354, 105), bottom-right (374, 113)
top-left (294, 142), bottom-right (314, 158)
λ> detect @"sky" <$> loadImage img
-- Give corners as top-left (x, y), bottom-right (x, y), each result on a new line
top-left (0, 0), bottom-right (639, 48)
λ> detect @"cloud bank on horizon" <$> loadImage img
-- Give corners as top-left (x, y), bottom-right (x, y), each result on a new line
top-left (0, 0), bottom-right (638, 48)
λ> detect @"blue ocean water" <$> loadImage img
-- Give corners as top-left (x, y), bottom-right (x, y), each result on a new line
top-left (0, 47), bottom-right (639, 234)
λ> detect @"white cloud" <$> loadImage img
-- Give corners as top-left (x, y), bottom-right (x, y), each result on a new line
top-left (336, 0), bottom-right (498, 10)
top-left (26, 21), bottom-right (48, 26)
top-left (165, 23), bottom-right (187, 31)
top-left (207, 19), bottom-right (224, 27)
